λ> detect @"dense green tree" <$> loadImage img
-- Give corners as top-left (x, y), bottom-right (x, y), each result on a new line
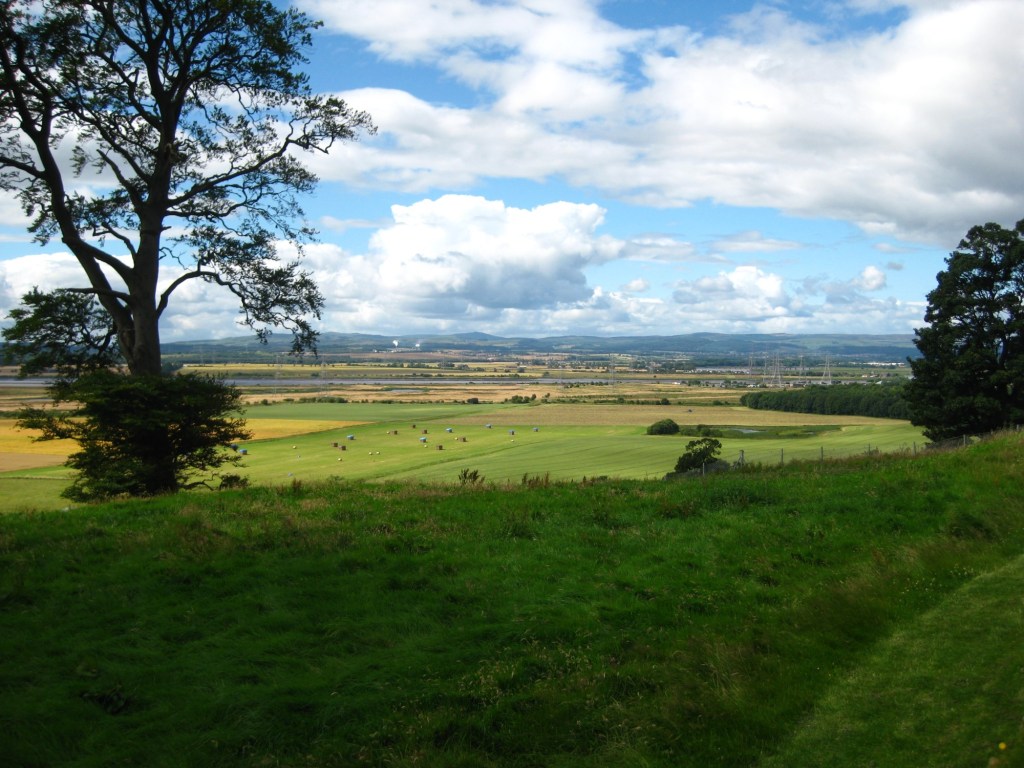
top-left (674, 437), bottom-right (723, 473)
top-left (2, 288), bottom-right (120, 381)
top-left (19, 371), bottom-right (251, 500)
top-left (740, 382), bottom-right (911, 420)
top-left (646, 418), bottom-right (680, 435)
top-left (0, 0), bottom-right (374, 374)
top-left (905, 220), bottom-right (1024, 440)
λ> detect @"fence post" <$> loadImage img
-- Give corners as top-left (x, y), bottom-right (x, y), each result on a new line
top-left (780, 448), bottom-right (784, 465)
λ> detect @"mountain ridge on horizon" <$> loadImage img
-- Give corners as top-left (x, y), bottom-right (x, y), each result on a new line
top-left (162, 331), bottom-right (918, 362)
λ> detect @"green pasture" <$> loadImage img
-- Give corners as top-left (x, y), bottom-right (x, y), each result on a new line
top-left (0, 400), bottom-right (925, 509)
top-left (244, 400), bottom-right (515, 423)
top-left (237, 402), bottom-right (924, 485)
top-left (0, 473), bottom-right (71, 513)
top-left (765, 551), bottom-right (1024, 767)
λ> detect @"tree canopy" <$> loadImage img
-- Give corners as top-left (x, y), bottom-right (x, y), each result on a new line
top-left (0, 0), bottom-right (375, 375)
top-left (1, 287), bottom-right (121, 381)
top-left (673, 437), bottom-right (723, 474)
top-left (18, 370), bottom-right (251, 500)
top-left (0, 0), bottom-right (373, 499)
top-left (741, 382), bottom-right (911, 420)
top-left (906, 219), bottom-right (1024, 441)
top-left (646, 418), bottom-right (680, 435)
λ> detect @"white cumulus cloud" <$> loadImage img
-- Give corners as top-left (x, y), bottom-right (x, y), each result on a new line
top-left (313, 194), bottom-right (625, 327)
top-left (305, 0), bottom-right (1023, 245)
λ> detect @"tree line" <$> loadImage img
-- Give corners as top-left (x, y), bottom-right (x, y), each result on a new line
top-left (740, 383), bottom-right (912, 420)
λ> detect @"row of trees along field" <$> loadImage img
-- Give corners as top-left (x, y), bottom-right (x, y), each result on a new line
top-left (0, 0), bottom-right (1021, 500)
top-left (740, 382), bottom-right (912, 420)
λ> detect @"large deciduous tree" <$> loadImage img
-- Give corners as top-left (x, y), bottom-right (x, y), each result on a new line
top-left (0, 0), bottom-right (373, 499)
top-left (906, 219), bottom-right (1024, 441)
top-left (0, 0), bottom-right (375, 374)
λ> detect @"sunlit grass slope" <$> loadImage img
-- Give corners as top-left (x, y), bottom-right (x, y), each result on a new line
top-left (1, 432), bottom-right (1022, 767)
top-left (766, 551), bottom-right (1024, 767)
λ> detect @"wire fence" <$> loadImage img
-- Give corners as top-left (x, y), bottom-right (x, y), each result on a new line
top-left (703, 425), bottom-right (1022, 474)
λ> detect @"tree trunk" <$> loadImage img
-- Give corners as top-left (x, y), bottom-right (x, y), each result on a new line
top-left (126, 301), bottom-right (163, 376)
top-left (123, 229), bottom-right (164, 376)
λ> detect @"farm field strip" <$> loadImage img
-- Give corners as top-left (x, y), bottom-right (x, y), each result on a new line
top-left (380, 424), bottom-right (924, 483)
top-left (0, 419), bottom-right (75, 456)
top-left (232, 412), bottom-right (924, 485)
top-left (0, 401), bottom-right (926, 505)
top-left (241, 418), bottom-right (368, 440)
top-left (439, 403), bottom-right (906, 427)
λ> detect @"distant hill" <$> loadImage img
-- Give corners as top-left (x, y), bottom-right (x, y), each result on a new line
top-left (161, 331), bottom-right (918, 364)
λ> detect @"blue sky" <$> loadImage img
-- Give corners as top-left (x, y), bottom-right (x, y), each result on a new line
top-left (2, 0), bottom-right (1022, 341)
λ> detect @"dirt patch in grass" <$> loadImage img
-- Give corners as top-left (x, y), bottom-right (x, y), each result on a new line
top-left (0, 420), bottom-right (74, 469)
top-left (0, 453), bottom-right (67, 472)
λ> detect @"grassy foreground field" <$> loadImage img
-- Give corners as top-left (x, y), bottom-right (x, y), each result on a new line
top-left (1, 432), bottom-right (1022, 767)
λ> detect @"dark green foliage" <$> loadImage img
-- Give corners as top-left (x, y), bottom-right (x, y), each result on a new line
top-left (1, 288), bottom-right (121, 381)
top-left (741, 382), bottom-right (911, 419)
top-left (458, 468), bottom-right (484, 486)
top-left (647, 417), bottom-right (680, 435)
top-left (506, 394), bottom-right (537, 403)
top-left (674, 436), bottom-right (722, 472)
top-left (905, 219), bottom-right (1024, 440)
top-left (18, 371), bottom-right (250, 500)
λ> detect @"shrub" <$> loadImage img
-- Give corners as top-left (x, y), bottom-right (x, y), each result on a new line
top-left (458, 468), bottom-right (484, 486)
top-left (647, 418), bottom-right (680, 435)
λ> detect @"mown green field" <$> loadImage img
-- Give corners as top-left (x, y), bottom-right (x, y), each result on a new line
top-left (236, 401), bottom-right (924, 486)
top-left (1, 432), bottom-right (1021, 767)
top-left (0, 400), bottom-right (925, 510)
